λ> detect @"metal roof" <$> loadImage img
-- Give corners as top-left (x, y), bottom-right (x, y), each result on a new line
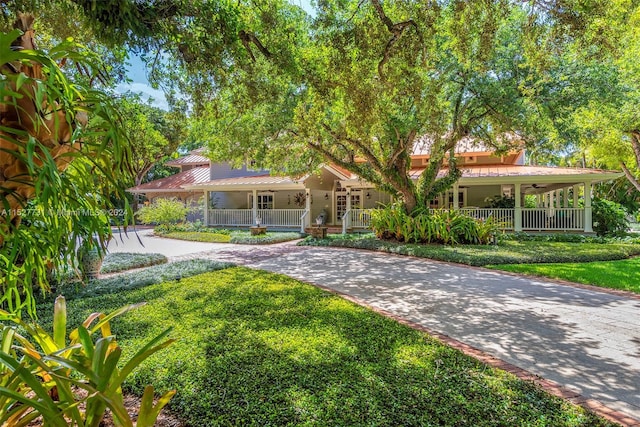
top-left (127, 166), bottom-right (210, 193)
top-left (184, 174), bottom-right (305, 191)
top-left (165, 148), bottom-right (210, 167)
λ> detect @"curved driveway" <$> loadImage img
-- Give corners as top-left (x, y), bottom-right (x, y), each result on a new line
top-left (110, 234), bottom-right (640, 422)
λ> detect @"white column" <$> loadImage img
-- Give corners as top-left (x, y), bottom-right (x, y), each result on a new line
top-left (514, 183), bottom-right (522, 232)
top-left (304, 189), bottom-right (311, 231)
top-left (203, 191), bottom-right (209, 226)
top-left (573, 184), bottom-right (580, 208)
top-left (252, 189), bottom-right (258, 224)
top-left (563, 188), bottom-right (569, 208)
top-left (452, 183), bottom-right (459, 210)
top-left (584, 181), bottom-right (593, 232)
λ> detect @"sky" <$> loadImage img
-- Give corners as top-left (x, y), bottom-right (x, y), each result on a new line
top-left (118, 0), bottom-right (315, 111)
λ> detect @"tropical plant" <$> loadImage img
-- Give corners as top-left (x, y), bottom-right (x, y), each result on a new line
top-left (370, 204), bottom-right (498, 245)
top-left (136, 198), bottom-right (188, 226)
top-left (1, 15), bottom-right (133, 315)
top-left (0, 296), bottom-right (175, 426)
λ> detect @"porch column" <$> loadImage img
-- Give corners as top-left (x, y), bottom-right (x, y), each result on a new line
top-left (203, 191), bottom-right (209, 226)
top-left (452, 183), bottom-right (459, 210)
top-left (514, 183), bottom-right (522, 232)
top-left (536, 194), bottom-right (542, 207)
top-left (573, 184), bottom-right (580, 208)
top-left (304, 189), bottom-right (311, 232)
top-left (584, 181), bottom-right (593, 232)
top-left (343, 189), bottom-right (352, 234)
top-left (252, 189), bottom-right (258, 225)
top-left (563, 188), bottom-right (569, 208)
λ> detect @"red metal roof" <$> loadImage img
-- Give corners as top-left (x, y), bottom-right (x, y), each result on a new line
top-left (127, 166), bottom-right (210, 193)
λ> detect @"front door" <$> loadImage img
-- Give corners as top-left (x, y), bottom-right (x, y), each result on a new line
top-left (336, 191), bottom-right (362, 224)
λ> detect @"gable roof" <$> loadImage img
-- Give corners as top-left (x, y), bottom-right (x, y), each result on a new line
top-left (127, 166), bottom-right (210, 193)
top-left (165, 148), bottom-right (210, 167)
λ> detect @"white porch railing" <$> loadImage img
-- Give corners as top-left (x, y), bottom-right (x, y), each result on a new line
top-left (208, 207), bottom-right (587, 232)
top-left (522, 208), bottom-right (584, 231)
top-left (459, 208), bottom-right (515, 230)
top-left (257, 209), bottom-right (305, 226)
top-left (208, 209), bottom-right (253, 227)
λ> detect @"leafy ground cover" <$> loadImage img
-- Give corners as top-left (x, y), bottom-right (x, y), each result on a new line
top-left (49, 259), bottom-right (233, 300)
top-left (38, 268), bottom-right (614, 426)
top-left (100, 252), bottom-right (168, 273)
top-left (489, 257), bottom-right (640, 293)
top-left (300, 233), bottom-right (640, 266)
top-left (157, 225), bottom-right (301, 245)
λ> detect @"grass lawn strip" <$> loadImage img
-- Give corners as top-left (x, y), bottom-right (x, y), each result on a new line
top-left (41, 268), bottom-right (614, 426)
top-left (100, 252), bottom-right (168, 274)
top-left (161, 231), bottom-right (231, 243)
top-left (489, 257), bottom-right (640, 293)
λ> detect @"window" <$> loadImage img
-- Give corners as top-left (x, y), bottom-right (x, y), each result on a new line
top-left (258, 194), bottom-right (273, 209)
top-left (248, 193), bottom-right (274, 209)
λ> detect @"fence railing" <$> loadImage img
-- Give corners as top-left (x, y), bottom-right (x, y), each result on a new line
top-left (257, 209), bottom-right (305, 226)
top-left (522, 208), bottom-right (584, 231)
top-left (208, 209), bottom-right (253, 227)
top-left (208, 207), bottom-right (586, 232)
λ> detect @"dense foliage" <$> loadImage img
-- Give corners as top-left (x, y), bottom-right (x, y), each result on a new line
top-left (369, 203), bottom-right (499, 244)
top-left (1, 18), bottom-right (133, 315)
top-left (591, 198), bottom-right (630, 237)
top-left (136, 198), bottom-right (188, 225)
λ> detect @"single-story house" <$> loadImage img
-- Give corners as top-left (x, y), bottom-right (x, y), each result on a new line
top-left (129, 143), bottom-right (623, 233)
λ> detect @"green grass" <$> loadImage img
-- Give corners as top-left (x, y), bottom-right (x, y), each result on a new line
top-left (162, 231), bottom-right (231, 243)
top-left (161, 230), bottom-right (301, 244)
top-left (300, 233), bottom-right (640, 266)
top-left (100, 252), bottom-right (168, 273)
top-left (39, 268), bottom-right (614, 426)
top-left (489, 257), bottom-right (640, 293)
top-left (229, 231), bottom-right (301, 244)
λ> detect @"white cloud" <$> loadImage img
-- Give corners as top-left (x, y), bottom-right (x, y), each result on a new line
top-left (115, 82), bottom-right (169, 111)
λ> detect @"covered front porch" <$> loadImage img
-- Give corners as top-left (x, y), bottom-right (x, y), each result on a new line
top-left (188, 165), bottom-right (622, 234)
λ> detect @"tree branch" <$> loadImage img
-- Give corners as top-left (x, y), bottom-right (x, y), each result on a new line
top-left (370, 0), bottom-right (419, 78)
top-left (239, 30), bottom-right (272, 62)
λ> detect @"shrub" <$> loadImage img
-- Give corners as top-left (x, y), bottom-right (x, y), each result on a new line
top-left (592, 198), bottom-right (629, 237)
top-left (136, 199), bottom-right (188, 226)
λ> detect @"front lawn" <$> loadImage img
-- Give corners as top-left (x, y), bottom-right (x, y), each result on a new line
top-left (40, 268), bottom-right (614, 426)
top-left (489, 257), bottom-right (640, 293)
top-left (300, 233), bottom-right (640, 266)
top-left (162, 231), bottom-right (232, 243)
